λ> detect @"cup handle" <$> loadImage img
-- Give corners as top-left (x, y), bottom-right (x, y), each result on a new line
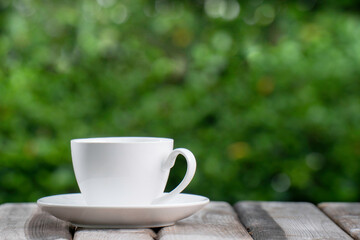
top-left (152, 148), bottom-right (196, 204)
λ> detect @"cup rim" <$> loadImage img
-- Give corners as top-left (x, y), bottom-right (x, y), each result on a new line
top-left (71, 137), bottom-right (174, 144)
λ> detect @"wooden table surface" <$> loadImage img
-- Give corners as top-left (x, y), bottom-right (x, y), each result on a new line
top-left (1, 201), bottom-right (359, 240)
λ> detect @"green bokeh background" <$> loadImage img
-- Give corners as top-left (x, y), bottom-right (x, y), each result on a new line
top-left (1, 0), bottom-right (360, 204)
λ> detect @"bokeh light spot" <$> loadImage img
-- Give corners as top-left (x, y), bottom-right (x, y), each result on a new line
top-left (271, 173), bottom-right (291, 193)
top-left (205, 0), bottom-right (240, 20)
top-left (212, 31), bottom-right (233, 52)
top-left (223, 0), bottom-right (240, 21)
top-left (111, 4), bottom-right (128, 24)
top-left (205, 0), bottom-right (226, 18)
top-left (254, 4), bottom-right (275, 25)
top-left (306, 153), bottom-right (325, 170)
top-left (228, 142), bottom-right (251, 160)
top-left (97, 0), bottom-right (115, 8)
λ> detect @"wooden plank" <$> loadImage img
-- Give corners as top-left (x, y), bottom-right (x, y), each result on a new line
top-left (235, 201), bottom-right (353, 240)
top-left (157, 201), bottom-right (253, 240)
top-left (0, 203), bottom-right (73, 240)
top-left (74, 228), bottom-right (156, 240)
top-left (319, 202), bottom-right (360, 240)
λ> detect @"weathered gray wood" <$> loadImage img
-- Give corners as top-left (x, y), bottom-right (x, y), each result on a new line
top-left (74, 228), bottom-right (156, 240)
top-left (319, 202), bottom-right (360, 239)
top-left (235, 201), bottom-right (353, 240)
top-left (157, 201), bottom-right (253, 240)
top-left (0, 203), bottom-right (73, 240)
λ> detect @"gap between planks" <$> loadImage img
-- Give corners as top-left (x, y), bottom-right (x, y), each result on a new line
top-left (0, 202), bottom-right (252, 240)
top-left (157, 201), bottom-right (253, 240)
top-left (235, 201), bottom-right (353, 240)
top-left (319, 202), bottom-right (360, 240)
top-left (6, 201), bottom-right (354, 240)
top-left (0, 203), bottom-right (156, 240)
top-left (74, 202), bottom-right (253, 240)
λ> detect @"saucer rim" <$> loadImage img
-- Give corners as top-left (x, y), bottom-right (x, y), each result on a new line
top-left (37, 193), bottom-right (210, 209)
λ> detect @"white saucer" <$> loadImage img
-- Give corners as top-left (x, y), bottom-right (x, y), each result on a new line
top-left (37, 193), bottom-right (209, 228)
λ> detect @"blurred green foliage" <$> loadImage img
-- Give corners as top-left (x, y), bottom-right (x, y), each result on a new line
top-left (1, 0), bottom-right (360, 204)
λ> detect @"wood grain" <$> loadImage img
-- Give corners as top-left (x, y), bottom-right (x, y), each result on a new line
top-left (157, 201), bottom-right (253, 240)
top-left (0, 203), bottom-right (73, 240)
top-left (319, 202), bottom-right (360, 239)
top-left (235, 201), bottom-right (353, 240)
top-left (74, 228), bottom-right (156, 240)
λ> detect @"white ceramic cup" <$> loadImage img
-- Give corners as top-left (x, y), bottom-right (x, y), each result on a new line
top-left (71, 137), bottom-right (196, 206)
